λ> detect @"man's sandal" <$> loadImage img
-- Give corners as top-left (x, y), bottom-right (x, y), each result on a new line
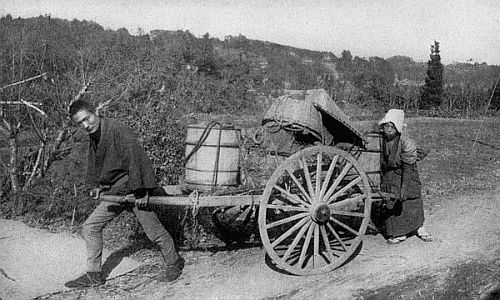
top-left (65, 272), bottom-right (105, 288)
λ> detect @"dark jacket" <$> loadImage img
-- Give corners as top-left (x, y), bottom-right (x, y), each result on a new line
top-left (87, 118), bottom-right (157, 195)
top-left (380, 134), bottom-right (421, 200)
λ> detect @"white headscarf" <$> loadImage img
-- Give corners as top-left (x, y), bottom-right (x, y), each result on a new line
top-left (378, 109), bottom-right (406, 133)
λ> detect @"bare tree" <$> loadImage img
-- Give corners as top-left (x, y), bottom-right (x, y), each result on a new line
top-left (0, 74), bottom-right (48, 193)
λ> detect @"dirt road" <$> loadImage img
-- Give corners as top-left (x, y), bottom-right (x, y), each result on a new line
top-left (148, 184), bottom-right (500, 300)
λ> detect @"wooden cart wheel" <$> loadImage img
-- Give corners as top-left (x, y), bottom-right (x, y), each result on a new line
top-left (258, 145), bottom-right (372, 275)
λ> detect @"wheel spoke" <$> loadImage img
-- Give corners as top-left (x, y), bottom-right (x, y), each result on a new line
top-left (323, 162), bottom-right (353, 201)
top-left (315, 151), bottom-right (322, 198)
top-left (330, 210), bottom-right (365, 218)
top-left (299, 157), bottom-right (315, 200)
top-left (286, 168), bottom-right (314, 204)
top-left (273, 185), bottom-right (311, 208)
top-left (327, 176), bottom-right (362, 204)
top-left (266, 212), bottom-right (309, 229)
top-left (320, 225), bottom-right (335, 261)
top-left (266, 204), bottom-right (309, 212)
top-left (271, 217), bottom-right (310, 248)
top-left (282, 220), bottom-right (312, 261)
top-left (298, 222), bottom-right (315, 268)
top-left (326, 222), bottom-right (347, 251)
top-left (329, 216), bottom-right (360, 236)
top-left (330, 194), bottom-right (365, 210)
top-left (319, 154), bottom-right (339, 200)
top-left (313, 222), bottom-right (320, 267)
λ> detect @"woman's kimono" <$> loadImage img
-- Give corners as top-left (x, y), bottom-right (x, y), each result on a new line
top-left (373, 133), bottom-right (424, 238)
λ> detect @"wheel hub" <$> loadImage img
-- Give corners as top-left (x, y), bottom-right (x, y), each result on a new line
top-left (311, 203), bottom-right (331, 223)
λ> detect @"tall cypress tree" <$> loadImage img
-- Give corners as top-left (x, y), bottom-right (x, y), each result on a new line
top-left (419, 41), bottom-right (444, 109)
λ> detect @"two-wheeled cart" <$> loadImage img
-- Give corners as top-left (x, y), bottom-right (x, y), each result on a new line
top-left (100, 90), bottom-right (392, 276)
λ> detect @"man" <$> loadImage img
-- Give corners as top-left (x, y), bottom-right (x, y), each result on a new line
top-left (374, 109), bottom-right (434, 244)
top-left (65, 98), bottom-right (184, 288)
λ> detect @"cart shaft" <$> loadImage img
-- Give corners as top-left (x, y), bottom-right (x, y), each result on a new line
top-left (99, 194), bottom-right (261, 207)
top-left (98, 192), bottom-right (392, 207)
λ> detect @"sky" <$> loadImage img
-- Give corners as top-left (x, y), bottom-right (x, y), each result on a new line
top-left (2, 0), bottom-right (499, 65)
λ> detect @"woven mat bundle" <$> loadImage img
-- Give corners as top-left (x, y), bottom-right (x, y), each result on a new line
top-left (262, 95), bottom-right (323, 141)
top-left (263, 89), bottom-right (365, 147)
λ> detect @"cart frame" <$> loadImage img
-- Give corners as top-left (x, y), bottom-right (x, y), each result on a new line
top-left (100, 141), bottom-right (392, 276)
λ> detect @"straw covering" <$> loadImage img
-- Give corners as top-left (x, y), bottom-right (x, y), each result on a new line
top-left (263, 89), bottom-right (365, 147)
top-left (262, 95), bottom-right (323, 140)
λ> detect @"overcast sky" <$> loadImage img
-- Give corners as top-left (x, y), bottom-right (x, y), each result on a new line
top-left (2, 0), bottom-right (499, 65)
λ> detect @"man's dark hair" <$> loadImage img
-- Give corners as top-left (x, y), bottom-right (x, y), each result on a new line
top-left (69, 99), bottom-right (96, 117)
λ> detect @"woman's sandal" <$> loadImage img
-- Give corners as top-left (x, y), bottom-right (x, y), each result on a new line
top-left (416, 227), bottom-right (435, 242)
top-left (386, 236), bottom-right (407, 244)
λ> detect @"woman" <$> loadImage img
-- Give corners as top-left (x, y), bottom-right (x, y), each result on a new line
top-left (374, 109), bottom-right (433, 244)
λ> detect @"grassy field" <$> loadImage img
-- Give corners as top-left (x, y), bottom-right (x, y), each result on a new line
top-left (407, 117), bottom-right (500, 201)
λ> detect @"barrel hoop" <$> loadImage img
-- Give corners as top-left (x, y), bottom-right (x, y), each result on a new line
top-left (185, 143), bottom-right (240, 149)
top-left (185, 167), bottom-right (239, 173)
top-left (184, 181), bottom-right (236, 187)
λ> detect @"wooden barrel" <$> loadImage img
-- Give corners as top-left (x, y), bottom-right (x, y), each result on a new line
top-left (184, 123), bottom-right (241, 191)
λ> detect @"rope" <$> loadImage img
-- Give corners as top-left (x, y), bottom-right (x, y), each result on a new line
top-left (188, 190), bottom-right (200, 234)
top-left (273, 96), bottom-right (285, 127)
top-left (184, 120), bottom-right (221, 164)
top-left (270, 96), bottom-right (305, 131)
top-left (252, 127), bottom-right (265, 144)
top-left (211, 124), bottom-right (223, 193)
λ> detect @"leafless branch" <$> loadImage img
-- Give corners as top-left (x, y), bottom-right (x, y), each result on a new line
top-left (96, 77), bottom-right (133, 115)
top-left (27, 109), bottom-right (46, 143)
top-left (0, 101), bottom-right (42, 105)
top-left (19, 99), bottom-right (47, 116)
top-left (24, 142), bottom-right (45, 190)
top-left (0, 72), bottom-right (48, 92)
top-left (0, 155), bottom-right (6, 170)
top-left (1, 119), bottom-right (11, 135)
top-left (484, 74), bottom-right (500, 114)
top-left (67, 82), bottom-right (91, 110)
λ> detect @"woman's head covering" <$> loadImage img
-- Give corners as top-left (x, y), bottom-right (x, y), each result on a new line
top-left (378, 109), bottom-right (406, 133)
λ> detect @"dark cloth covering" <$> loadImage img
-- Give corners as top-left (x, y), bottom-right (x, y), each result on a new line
top-left (86, 118), bottom-right (157, 195)
top-left (373, 134), bottom-right (424, 238)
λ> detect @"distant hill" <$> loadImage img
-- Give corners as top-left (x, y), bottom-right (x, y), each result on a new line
top-left (152, 29), bottom-right (499, 92)
top-left (2, 15), bottom-right (499, 113)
